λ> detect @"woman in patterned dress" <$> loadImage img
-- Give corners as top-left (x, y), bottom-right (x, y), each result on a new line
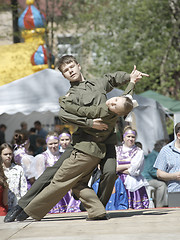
top-left (116, 126), bottom-right (149, 209)
top-left (1, 143), bottom-right (27, 211)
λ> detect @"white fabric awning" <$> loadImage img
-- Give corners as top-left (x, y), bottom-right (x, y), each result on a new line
top-left (0, 69), bottom-right (70, 115)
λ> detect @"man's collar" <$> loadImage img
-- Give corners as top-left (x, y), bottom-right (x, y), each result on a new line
top-left (169, 140), bottom-right (176, 149)
top-left (169, 140), bottom-right (180, 153)
top-left (70, 79), bottom-right (95, 88)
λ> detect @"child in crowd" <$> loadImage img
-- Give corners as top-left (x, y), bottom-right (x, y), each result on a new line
top-left (1, 143), bottom-right (27, 211)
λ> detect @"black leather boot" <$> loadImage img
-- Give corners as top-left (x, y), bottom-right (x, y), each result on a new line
top-left (4, 205), bottom-right (23, 223)
top-left (16, 210), bottom-right (29, 221)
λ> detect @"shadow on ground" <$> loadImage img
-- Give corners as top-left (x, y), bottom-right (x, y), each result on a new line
top-left (109, 208), bottom-right (173, 218)
top-left (23, 208), bottom-right (174, 222)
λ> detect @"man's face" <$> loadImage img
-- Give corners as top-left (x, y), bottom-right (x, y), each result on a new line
top-left (61, 61), bottom-right (82, 82)
top-left (177, 131), bottom-right (180, 140)
top-left (0, 127), bottom-right (6, 133)
top-left (34, 124), bottom-right (40, 130)
top-left (106, 96), bottom-right (126, 114)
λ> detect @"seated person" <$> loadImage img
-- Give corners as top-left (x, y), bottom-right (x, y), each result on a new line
top-left (154, 122), bottom-right (180, 193)
top-left (1, 143), bottom-right (27, 211)
top-left (142, 140), bottom-right (168, 208)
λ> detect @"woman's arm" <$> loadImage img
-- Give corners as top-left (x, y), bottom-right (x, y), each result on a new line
top-left (19, 167), bottom-right (28, 197)
top-left (116, 163), bottom-right (131, 173)
top-left (128, 149), bottom-right (144, 176)
top-left (34, 154), bottom-right (46, 180)
top-left (21, 155), bottom-right (36, 185)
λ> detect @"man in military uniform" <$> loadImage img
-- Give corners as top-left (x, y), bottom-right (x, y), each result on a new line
top-left (4, 55), bottom-right (148, 222)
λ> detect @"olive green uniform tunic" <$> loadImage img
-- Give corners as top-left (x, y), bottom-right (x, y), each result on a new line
top-left (23, 72), bottom-right (134, 220)
top-left (59, 71), bottom-right (131, 159)
top-left (59, 81), bottom-right (134, 153)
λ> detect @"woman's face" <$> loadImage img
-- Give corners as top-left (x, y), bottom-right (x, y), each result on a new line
top-left (47, 137), bottom-right (59, 154)
top-left (1, 147), bottom-right (13, 166)
top-left (123, 131), bottom-right (136, 148)
top-left (59, 134), bottom-right (71, 150)
top-left (106, 96), bottom-right (126, 114)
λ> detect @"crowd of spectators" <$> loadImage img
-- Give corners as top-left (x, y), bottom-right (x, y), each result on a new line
top-left (1, 120), bottom-right (180, 216)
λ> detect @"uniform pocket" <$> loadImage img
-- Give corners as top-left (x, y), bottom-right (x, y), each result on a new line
top-left (82, 94), bottom-right (95, 106)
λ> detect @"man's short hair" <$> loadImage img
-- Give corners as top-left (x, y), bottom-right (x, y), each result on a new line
top-left (175, 122), bottom-right (180, 135)
top-left (34, 121), bottom-right (41, 126)
top-left (0, 124), bottom-right (7, 129)
top-left (57, 55), bottom-right (78, 72)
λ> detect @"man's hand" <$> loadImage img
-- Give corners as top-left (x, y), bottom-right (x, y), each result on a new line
top-left (175, 172), bottom-right (180, 181)
top-left (92, 118), bottom-right (108, 130)
top-left (130, 65), bottom-right (149, 83)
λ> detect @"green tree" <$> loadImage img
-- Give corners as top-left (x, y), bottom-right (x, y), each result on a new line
top-left (58, 0), bottom-right (180, 98)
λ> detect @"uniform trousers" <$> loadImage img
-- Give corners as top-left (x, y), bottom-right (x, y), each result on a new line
top-left (24, 150), bottom-right (106, 220)
top-left (18, 144), bottom-right (117, 210)
top-left (97, 144), bottom-right (117, 206)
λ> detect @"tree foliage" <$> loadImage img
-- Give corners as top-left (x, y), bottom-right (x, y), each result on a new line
top-left (3, 0), bottom-right (179, 98)
top-left (57, 0), bottom-right (180, 98)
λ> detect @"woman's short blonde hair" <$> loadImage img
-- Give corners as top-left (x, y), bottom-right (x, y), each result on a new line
top-left (116, 97), bottom-right (133, 116)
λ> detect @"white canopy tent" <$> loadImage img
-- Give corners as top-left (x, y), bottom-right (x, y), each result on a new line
top-left (0, 69), bottom-right (70, 115)
top-left (0, 69), bottom-right (168, 154)
top-left (0, 69), bottom-right (70, 142)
